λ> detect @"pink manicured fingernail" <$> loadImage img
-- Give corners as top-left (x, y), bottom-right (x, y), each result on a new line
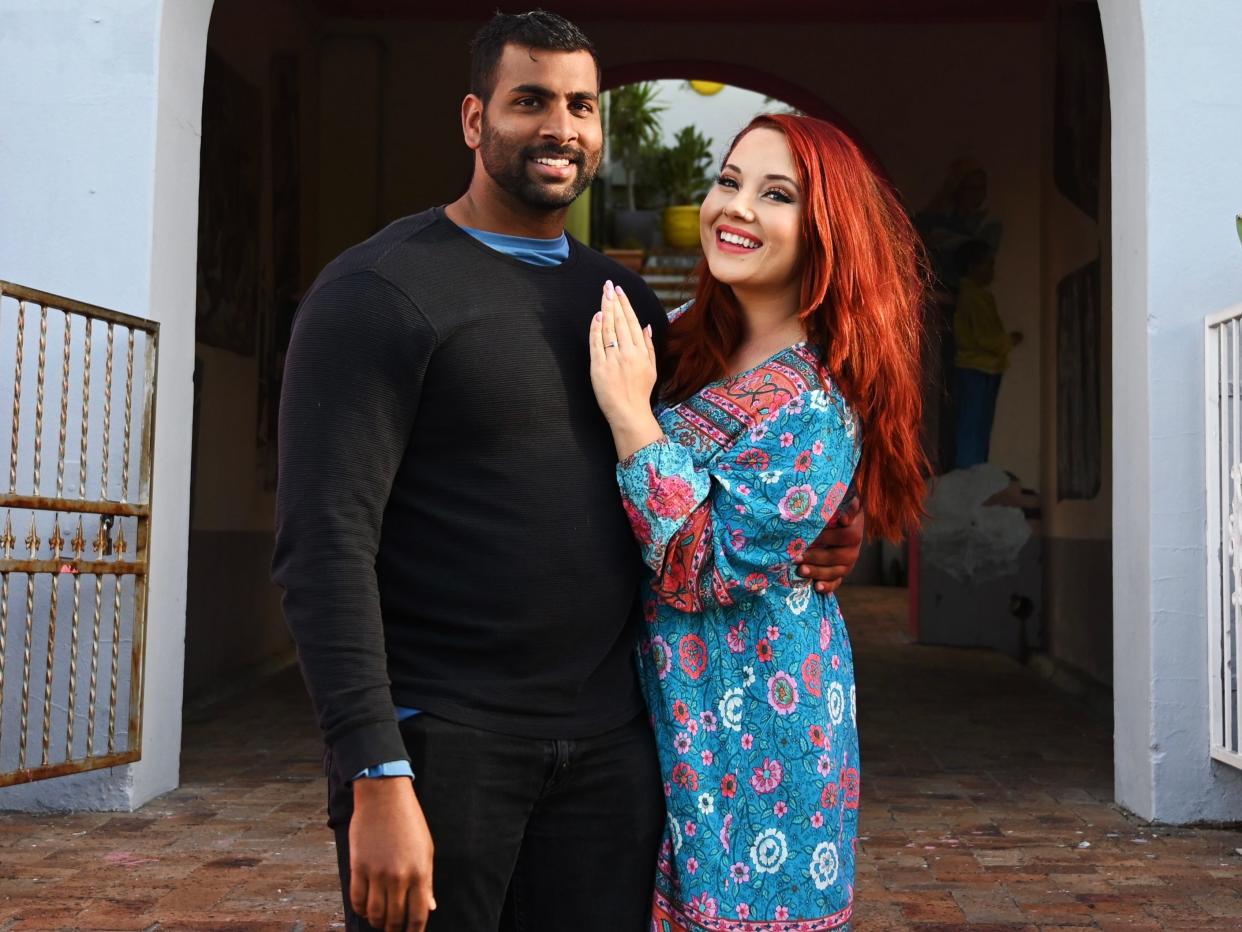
top-left (604, 280), bottom-right (615, 297)
top-left (594, 312), bottom-right (602, 321)
top-left (616, 284), bottom-right (626, 296)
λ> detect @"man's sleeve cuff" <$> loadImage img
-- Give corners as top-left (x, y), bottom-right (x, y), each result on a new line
top-left (352, 759), bottom-right (415, 782)
top-left (329, 718), bottom-right (410, 783)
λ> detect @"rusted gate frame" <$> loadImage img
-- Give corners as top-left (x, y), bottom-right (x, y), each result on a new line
top-left (0, 280), bottom-right (158, 788)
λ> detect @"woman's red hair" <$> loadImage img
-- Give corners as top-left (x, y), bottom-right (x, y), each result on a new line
top-left (662, 113), bottom-right (928, 541)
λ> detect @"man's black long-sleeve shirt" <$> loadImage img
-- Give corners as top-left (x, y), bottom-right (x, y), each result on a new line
top-left (272, 207), bottom-right (669, 780)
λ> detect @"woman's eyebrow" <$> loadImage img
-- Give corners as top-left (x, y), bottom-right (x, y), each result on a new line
top-left (722, 163), bottom-right (801, 191)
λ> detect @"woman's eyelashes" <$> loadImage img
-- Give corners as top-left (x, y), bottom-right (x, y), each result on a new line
top-left (713, 175), bottom-right (795, 203)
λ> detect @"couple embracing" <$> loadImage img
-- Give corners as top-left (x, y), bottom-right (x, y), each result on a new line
top-left (273, 9), bottom-right (925, 932)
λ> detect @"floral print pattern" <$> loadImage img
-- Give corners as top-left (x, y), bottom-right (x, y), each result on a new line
top-left (619, 306), bottom-right (862, 930)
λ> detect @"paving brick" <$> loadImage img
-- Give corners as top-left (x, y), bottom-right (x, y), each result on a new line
top-left (950, 888), bottom-right (1027, 922)
top-left (1, 586), bottom-right (1241, 929)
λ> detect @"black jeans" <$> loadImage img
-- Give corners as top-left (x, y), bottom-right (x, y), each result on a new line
top-left (327, 712), bottom-right (664, 932)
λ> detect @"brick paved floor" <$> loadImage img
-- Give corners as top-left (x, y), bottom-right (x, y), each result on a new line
top-left (2, 585), bottom-right (1241, 930)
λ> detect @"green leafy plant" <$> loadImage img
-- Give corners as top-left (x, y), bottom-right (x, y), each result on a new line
top-left (656, 125), bottom-right (715, 205)
top-left (629, 140), bottom-right (666, 210)
top-left (607, 83), bottom-right (666, 211)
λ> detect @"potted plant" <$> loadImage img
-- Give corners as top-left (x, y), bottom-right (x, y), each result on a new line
top-left (657, 125), bottom-right (714, 250)
top-left (606, 82), bottom-right (665, 251)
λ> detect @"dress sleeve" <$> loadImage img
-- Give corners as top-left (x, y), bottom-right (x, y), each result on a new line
top-left (667, 299), bottom-right (694, 324)
top-left (616, 386), bottom-right (861, 613)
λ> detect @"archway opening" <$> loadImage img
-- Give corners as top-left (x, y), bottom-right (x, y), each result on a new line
top-left (184, 0), bottom-right (1115, 810)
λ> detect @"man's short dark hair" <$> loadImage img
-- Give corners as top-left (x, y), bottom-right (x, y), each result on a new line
top-left (469, 9), bottom-right (601, 102)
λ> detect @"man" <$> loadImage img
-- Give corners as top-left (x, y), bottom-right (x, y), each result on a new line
top-left (272, 11), bottom-right (864, 932)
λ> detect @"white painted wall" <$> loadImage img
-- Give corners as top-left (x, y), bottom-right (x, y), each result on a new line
top-left (0, 0), bottom-right (212, 809)
top-left (1102, 0), bottom-right (1242, 822)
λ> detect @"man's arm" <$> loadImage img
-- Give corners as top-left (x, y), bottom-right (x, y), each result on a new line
top-left (273, 271), bottom-right (433, 776)
top-left (796, 498), bottom-right (865, 594)
top-left (272, 271), bottom-right (437, 930)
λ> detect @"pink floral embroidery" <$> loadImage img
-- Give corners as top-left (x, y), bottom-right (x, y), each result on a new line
top-left (750, 757), bottom-right (784, 794)
top-left (801, 653), bottom-right (823, 698)
top-left (648, 636), bottom-right (672, 679)
top-left (820, 480), bottom-right (849, 522)
top-left (735, 448), bottom-right (770, 470)
top-left (690, 893), bottom-right (718, 917)
top-left (644, 463), bottom-right (698, 519)
top-left (767, 671), bottom-right (799, 715)
top-left (778, 483), bottom-right (818, 521)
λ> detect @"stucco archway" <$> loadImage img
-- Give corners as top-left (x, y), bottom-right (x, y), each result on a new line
top-left (11, 0), bottom-right (1240, 826)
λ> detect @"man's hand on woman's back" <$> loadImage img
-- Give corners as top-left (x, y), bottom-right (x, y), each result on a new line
top-left (796, 499), bottom-right (865, 594)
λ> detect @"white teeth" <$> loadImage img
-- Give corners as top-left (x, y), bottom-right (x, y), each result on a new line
top-left (534, 157), bottom-right (571, 167)
top-left (719, 230), bottom-right (760, 249)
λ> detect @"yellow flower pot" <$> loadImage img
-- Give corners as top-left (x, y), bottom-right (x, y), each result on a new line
top-left (663, 205), bottom-right (701, 250)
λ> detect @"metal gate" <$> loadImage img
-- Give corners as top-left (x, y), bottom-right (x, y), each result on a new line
top-left (0, 281), bottom-right (157, 788)
top-left (1206, 303), bottom-right (1242, 771)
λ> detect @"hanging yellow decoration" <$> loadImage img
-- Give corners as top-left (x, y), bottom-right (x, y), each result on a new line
top-left (688, 80), bottom-right (725, 96)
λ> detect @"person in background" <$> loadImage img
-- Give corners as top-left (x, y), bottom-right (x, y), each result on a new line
top-left (953, 238), bottom-right (1022, 469)
top-left (916, 158), bottom-right (1003, 472)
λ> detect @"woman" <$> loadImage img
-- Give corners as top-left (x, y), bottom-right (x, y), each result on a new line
top-left (589, 114), bottom-right (926, 929)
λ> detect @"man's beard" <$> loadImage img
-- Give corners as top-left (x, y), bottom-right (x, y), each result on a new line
top-left (479, 119), bottom-right (600, 211)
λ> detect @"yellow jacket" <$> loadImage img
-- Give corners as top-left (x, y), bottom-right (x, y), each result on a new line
top-left (953, 278), bottom-right (1011, 374)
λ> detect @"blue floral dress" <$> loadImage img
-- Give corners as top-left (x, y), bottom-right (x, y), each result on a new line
top-left (617, 309), bottom-right (862, 931)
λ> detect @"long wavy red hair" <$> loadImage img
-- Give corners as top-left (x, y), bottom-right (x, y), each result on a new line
top-left (661, 113), bottom-right (928, 541)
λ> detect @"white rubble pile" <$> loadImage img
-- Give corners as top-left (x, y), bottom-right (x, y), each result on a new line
top-left (921, 463), bottom-right (1031, 583)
